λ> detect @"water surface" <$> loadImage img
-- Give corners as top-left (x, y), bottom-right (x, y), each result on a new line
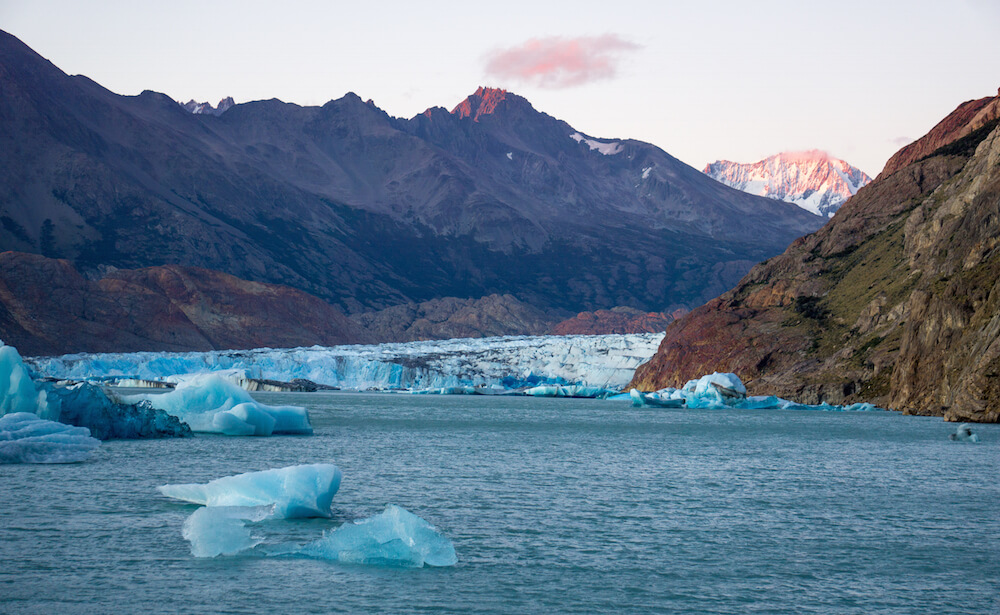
top-left (2, 393), bottom-right (997, 614)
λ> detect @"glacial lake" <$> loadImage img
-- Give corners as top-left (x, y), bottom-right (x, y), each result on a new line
top-left (2, 392), bottom-right (998, 614)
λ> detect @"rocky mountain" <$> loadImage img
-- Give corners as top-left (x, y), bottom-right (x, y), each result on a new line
top-left (180, 96), bottom-right (235, 116)
top-left (704, 151), bottom-right (871, 217)
top-left (0, 252), bottom-right (372, 356)
top-left (351, 294), bottom-right (556, 343)
top-left (549, 307), bottom-right (686, 335)
top-left (0, 30), bottom-right (823, 354)
top-left (631, 92), bottom-right (1000, 422)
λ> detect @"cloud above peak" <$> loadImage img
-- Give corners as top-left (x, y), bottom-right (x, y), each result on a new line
top-left (483, 35), bottom-right (640, 89)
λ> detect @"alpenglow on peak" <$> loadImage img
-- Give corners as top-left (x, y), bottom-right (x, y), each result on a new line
top-left (703, 151), bottom-right (872, 217)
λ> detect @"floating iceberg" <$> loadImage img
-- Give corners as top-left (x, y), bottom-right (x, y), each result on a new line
top-left (523, 384), bottom-right (616, 398)
top-left (949, 423), bottom-right (980, 443)
top-left (298, 505), bottom-right (457, 568)
top-left (159, 464), bottom-right (342, 518)
top-left (1, 343), bottom-right (189, 439)
top-left (131, 374), bottom-right (311, 436)
top-left (182, 505), bottom-right (273, 558)
top-left (28, 333), bottom-right (664, 392)
top-left (0, 412), bottom-right (101, 463)
top-left (633, 372), bottom-right (884, 412)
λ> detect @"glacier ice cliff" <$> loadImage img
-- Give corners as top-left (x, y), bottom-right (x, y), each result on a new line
top-left (1, 343), bottom-right (189, 439)
top-left (0, 412), bottom-right (101, 463)
top-left (27, 333), bottom-right (664, 392)
top-left (130, 374), bottom-right (312, 436)
top-left (159, 464), bottom-right (341, 518)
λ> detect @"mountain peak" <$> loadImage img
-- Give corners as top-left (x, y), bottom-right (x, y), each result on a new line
top-left (704, 152), bottom-right (872, 217)
top-left (181, 96), bottom-right (235, 116)
top-left (451, 87), bottom-right (527, 121)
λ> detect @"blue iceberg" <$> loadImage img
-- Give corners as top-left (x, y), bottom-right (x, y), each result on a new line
top-left (158, 464), bottom-right (342, 519)
top-left (297, 505), bottom-right (457, 568)
top-left (0, 412), bottom-right (101, 463)
top-left (182, 505), bottom-right (273, 558)
top-left (130, 374), bottom-right (311, 436)
top-left (1, 343), bottom-right (188, 439)
top-left (949, 423), bottom-right (980, 443)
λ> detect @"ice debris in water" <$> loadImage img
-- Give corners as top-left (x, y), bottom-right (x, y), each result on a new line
top-left (297, 505), bottom-right (458, 568)
top-left (159, 464), bottom-right (342, 519)
top-left (130, 374), bottom-right (311, 436)
top-left (0, 343), bottom-right (188, 439)
top-left (0, 412), bottom-right (101, 463)
top-left (523, 384), bottom-right (616, 398)
top-left (949, 423), bottom-right (979, 443)
top-left (633, 372), bottom-right (883, 412)
top-left (182, 505), bottom-right (273, 558)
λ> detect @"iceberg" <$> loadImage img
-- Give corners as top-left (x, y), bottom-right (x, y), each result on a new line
top-left (0, 412), bottom-right (101, 463)
top-left (523, 384), bottom-right (616, 398)
top-left (1, 343), bottom-right (189, 439)
top-left (28, 333), bottom-right (664, 392)
top-left (182, 505), bottom-right (273, 558)
top-left (159, 464), bottom-right (342, 518)
top-left (949, 423), bottom-right (980, 443)
top-left (298, 505), bottom-right (457, 568)
top-left (131, 374), bottom-right (311, 436)
top-left (635, 372), bottom-right (885, 412)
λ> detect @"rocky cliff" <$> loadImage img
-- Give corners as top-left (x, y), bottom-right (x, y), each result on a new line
top-left (631, 93), bottom-right (1000, 422)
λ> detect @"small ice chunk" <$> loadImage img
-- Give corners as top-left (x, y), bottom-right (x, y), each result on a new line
top-left (680, 372), bottom-right (747, 408)
top-left (182, 505), bottom-right (273, 558)
top-left (132, 374), bottom-right (311, 436)
top-left (949, 423), bottom-right (980, 443)
top-left (298, 504), bottom-right (457, 567)
top-left (0, 345), bottom-right (46, 416)
top-left (0, 412), bottom-right (100, 464)
top-left (158, 464), bottom-right (342, 518)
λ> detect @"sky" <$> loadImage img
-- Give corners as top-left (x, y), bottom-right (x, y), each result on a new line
top-left (2, 0), bottom-right (999, 176)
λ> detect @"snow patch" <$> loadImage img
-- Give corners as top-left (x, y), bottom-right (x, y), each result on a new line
top-left (570, 132), bottom-right (623, 156)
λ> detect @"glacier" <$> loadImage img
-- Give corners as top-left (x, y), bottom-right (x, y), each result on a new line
top-left (28, 333), bottom-right (664, 392)
top-left (0, 412), bottom-right (101, 463)
top-left (129, 374), bottom-right (312, 435)
top-left (1, 343), bottom-right (189, 439)
top-left (297, 504), bottom-right (457, 568)
top-left (159, 464), bottom-right (342, 518)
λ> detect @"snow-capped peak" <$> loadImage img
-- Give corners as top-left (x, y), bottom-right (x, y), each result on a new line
top-left (180, 96), bottom-right (235, 117)
top-left (703, 151), bottom-right (871, 217)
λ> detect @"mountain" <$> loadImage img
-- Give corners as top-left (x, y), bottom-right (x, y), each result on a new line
top-left (704, 151), bottom-right (871, 217)
top-left (631, 92), bottom-right (1000, 422)
top-left (0, 252), bottom-right (372, 356)
top-left (0, 30), bottom-right (823, 354)
top-left (180, 96), bottom-right (235, 116)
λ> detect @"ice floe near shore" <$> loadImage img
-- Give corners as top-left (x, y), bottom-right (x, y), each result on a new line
top-left (1, 343), bottom-right (189, 439)
top-left (0, 412), bottom-right (101, 463)
top-left (632, 372), bottom-right (882, 412)
top-left (28, 333), bottom-right (664, 392)
top-left (129, 374), bottom-right (312, 436)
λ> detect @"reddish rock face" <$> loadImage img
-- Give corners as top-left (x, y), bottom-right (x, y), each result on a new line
top-left (630, 94), bottom-right (1000, 423)
top-left (0, 253), bottom-right (372, 356)
top-left (549, 307), bottom-right (685, 335)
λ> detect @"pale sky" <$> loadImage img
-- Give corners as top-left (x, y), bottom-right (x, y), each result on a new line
top-left (3, 0), bottom-right (999, 176)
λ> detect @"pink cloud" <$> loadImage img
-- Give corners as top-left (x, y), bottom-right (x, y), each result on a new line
top-left (484, 35), bottom-right (641, 89)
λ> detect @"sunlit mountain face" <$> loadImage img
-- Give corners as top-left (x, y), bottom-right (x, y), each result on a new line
top-left (704, 151), bottom-right (872, 218)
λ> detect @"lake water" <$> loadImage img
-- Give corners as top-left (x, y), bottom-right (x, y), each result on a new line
top-left (2, 393), bottom-right (998, 614)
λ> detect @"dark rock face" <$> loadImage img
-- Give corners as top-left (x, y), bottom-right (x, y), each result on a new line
top-left (631, 93), bottom-right (1000, 422)
top-left (352, 294), bottom-right (556, 342)
top-left (0, 252), bottom-right (371, 356)
top-left (550, 306), bottom-right (686, 335)
top-left (0, 31), bottom-right (822, 333)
